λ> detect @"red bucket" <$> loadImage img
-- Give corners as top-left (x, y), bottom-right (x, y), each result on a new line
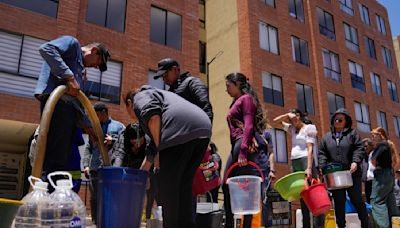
top-left (300, 178), bottom-right (331, 216)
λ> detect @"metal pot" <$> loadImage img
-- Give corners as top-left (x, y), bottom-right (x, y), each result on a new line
top-left (324, 170), bottom-right (353, 190)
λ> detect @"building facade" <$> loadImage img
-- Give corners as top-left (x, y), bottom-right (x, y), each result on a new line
top-left (0, 0), bottom-right (201, 125)
top-left (208, 0), bottom-right (400, 177)
top-left (395, 35), bottom-right (400, 74)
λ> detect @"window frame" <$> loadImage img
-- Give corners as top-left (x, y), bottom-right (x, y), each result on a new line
top-left (387, 80), bottom-right (399, 103)
top-left (376, 110), bottom-right (388, 133)
top-left (394, 116), bottom-right (400, 138)
top-left (348, 60), bottom-right (365, 92)
top-left (354, 101), bottom-right (371, 133)
top-left (268, 128), bottom-right (288, 164)
top-left (259, 21), bottom-right (279, 55)
top-left (291, 36), bottom-right (309, 66)
top-left (370, 72), bottom-right (381, 96)
top-left (288, 0), bottom-right (305, 22)
top-left (343, 23), bottom-right (359, 53)
top-left (296, 83), bottom-right (315, 115)
top-left (322, 48), bottom-right (341, 82)
top-left (261, 0), bottom-right (275, 8)
top-left (339, 0), bottom-right (354, 16)
top-left (86, 0), bottom-right (127, 32)
top-left (376, 14), bottom-right (387, 35)
top-left (150, 6), bottom-right (182, 50)
top-left (327, 92), bottom-right (345, 117)
top-left (381, 46), bottom-right (393, 69)
top-left (83, 60), bottom-right (123, 104)
top-left (0, 0), bottom-right (59, 18)
top-left (359, 4), bottom-right (370, 25)
top-left (261, 71), bottom-right (284, 106)
top-left (317, 7), bottom-right (335, 40)
top-left (364, 36), bottom-right (376, 59)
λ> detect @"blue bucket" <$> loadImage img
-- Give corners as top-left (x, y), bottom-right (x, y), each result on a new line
top-left (97, 167), bottom-right (148, 228)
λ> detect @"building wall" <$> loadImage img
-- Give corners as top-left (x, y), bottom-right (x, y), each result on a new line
top-left (207, 0), bottom-right (241, 164)
top-left (0, 0), bottom-right (199, 126)
top-left (208, 0), bottom-right (400, 180)
top-left (395, 36), bottom-right (400, 77)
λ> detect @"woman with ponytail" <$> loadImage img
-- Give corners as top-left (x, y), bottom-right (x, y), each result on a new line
top-left (223, 72), bottom-right (266, 228)
top-left (370, 127), bottom-right (400, 227)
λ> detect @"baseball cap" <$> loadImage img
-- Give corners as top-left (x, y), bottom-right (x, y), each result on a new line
top-left (153, 58), bottom-right (179, 79)
top-left (93, 102), bottom-right (108, 112)
top-left (95, 43), bottom-right (110, 72)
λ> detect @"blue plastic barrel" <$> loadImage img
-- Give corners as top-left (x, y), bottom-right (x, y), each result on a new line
top-left (97, 167), bottom-right (148, 228)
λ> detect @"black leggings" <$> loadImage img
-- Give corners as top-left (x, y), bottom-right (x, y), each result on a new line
top-left (222, 138), bottom-right (259, 228)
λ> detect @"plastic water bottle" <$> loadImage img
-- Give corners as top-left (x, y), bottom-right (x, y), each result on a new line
top-left (47, 171), bottom-right (86, 228)
top-left (14, 176), bottom-right (52, 227)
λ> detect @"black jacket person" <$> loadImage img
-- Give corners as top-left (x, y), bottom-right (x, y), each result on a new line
top-left (153, 58), bottom-right (213, 122)
top-left (318, 108), bottom-right (368, 228)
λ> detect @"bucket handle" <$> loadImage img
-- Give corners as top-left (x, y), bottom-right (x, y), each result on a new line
top-left (47, 171), bottom-right (73, 189)
top-left (303, 177), bottom-right (321, 190)
top-left (28, 176), bottom-right (43, 188)
top-left (224, 161), bottom-right (264, 184)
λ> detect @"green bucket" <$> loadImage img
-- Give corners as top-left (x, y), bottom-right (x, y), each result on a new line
top-left (274, 171), bottom-right (306, 201)
top-left (0, 198), bottom-right (23, 228)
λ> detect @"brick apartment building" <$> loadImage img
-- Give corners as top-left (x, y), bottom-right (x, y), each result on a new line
top-left (207, 0), bottom-right (400, 181)
top-left (0, 0), bottom-right (205, 200)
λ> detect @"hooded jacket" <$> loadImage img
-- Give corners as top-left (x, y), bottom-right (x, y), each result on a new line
top-left (318, 108), bottom-right (364, 173)
top-left (168, 72), bottom-right (213, 122)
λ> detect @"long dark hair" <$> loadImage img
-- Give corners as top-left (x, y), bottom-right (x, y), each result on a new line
top-left (123, 123), bottom-right (145, 154)
top-left (225, 72), bottom-right (266, 133)
top-left (288, 108), bottom-right (312, 124)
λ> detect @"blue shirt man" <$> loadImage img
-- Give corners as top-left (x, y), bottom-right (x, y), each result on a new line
top-left (34, 35), bottom-right (110, 184)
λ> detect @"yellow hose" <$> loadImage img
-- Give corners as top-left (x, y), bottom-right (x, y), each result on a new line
top-left (31, 85), bottom-right (110, 181)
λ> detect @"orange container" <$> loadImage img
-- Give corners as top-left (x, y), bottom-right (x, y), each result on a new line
top-left (300, 178), bottom-right (331, 216)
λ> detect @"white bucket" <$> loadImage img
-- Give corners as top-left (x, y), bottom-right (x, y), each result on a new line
top-left (227, 175), bottom-right (262, 215)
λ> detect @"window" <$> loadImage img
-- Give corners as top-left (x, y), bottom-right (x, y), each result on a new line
top-left (261, 0), bottom-right (275, 7)
top-left (370, 73), bottom-right (381, 96)
top-left (365, 37), bottom-right (376, 59)
top-left (322, 49), bottom-right (341, 82)
top-left (349, 61), bottom-right (365, 92)
top-left (317, 8), bottom-right (335, 40)
top-left (296, 83), bottom-right (314, 114)
top-left (394, 116), bottom-right (400, 138)
top-left (199, 1), bottom-right (205, 29)
top-left (0, 0), bottom-right (58, 17)
top-left (377, 111), bottom-right (388, 133)
top-left (381, 46), bottom-right (393, 68)
top-left (388, 80), bottom-right (399, 102)
top-left (148, 70), bottom-right (165, 89)
top-left (199, 41), bottom-right (206, 74)
top-left (359, 4), bottom-right (370, 25)
top-left (327, 92), bottom-right (345, 117)
top-left (84, 61), bottom-right (122, 104)
top-left (354, 102), bottom-right (370, 132)
top-left (339, 0), bottom-right (353, 16)
top-left (344, 23), bottom-right (359, 53)
top-left (267, 128), bottom-right (287, 163)
top-left (0, 31), bottom-right (46, 97)
top-left (291, 36), bottom-right (309, 65)
top-left (86, 0), bottom-right (127, 32)
top-left (259, 22), bottom-right (279, 54)
top-left (376, 14), bottom-right (386, 35)
top-left (262, 72), bottom-right (283, 106)
top-left (150, 6), bottom-right (182, 50)
top-left (288, 0), bottom-right (304, 22)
